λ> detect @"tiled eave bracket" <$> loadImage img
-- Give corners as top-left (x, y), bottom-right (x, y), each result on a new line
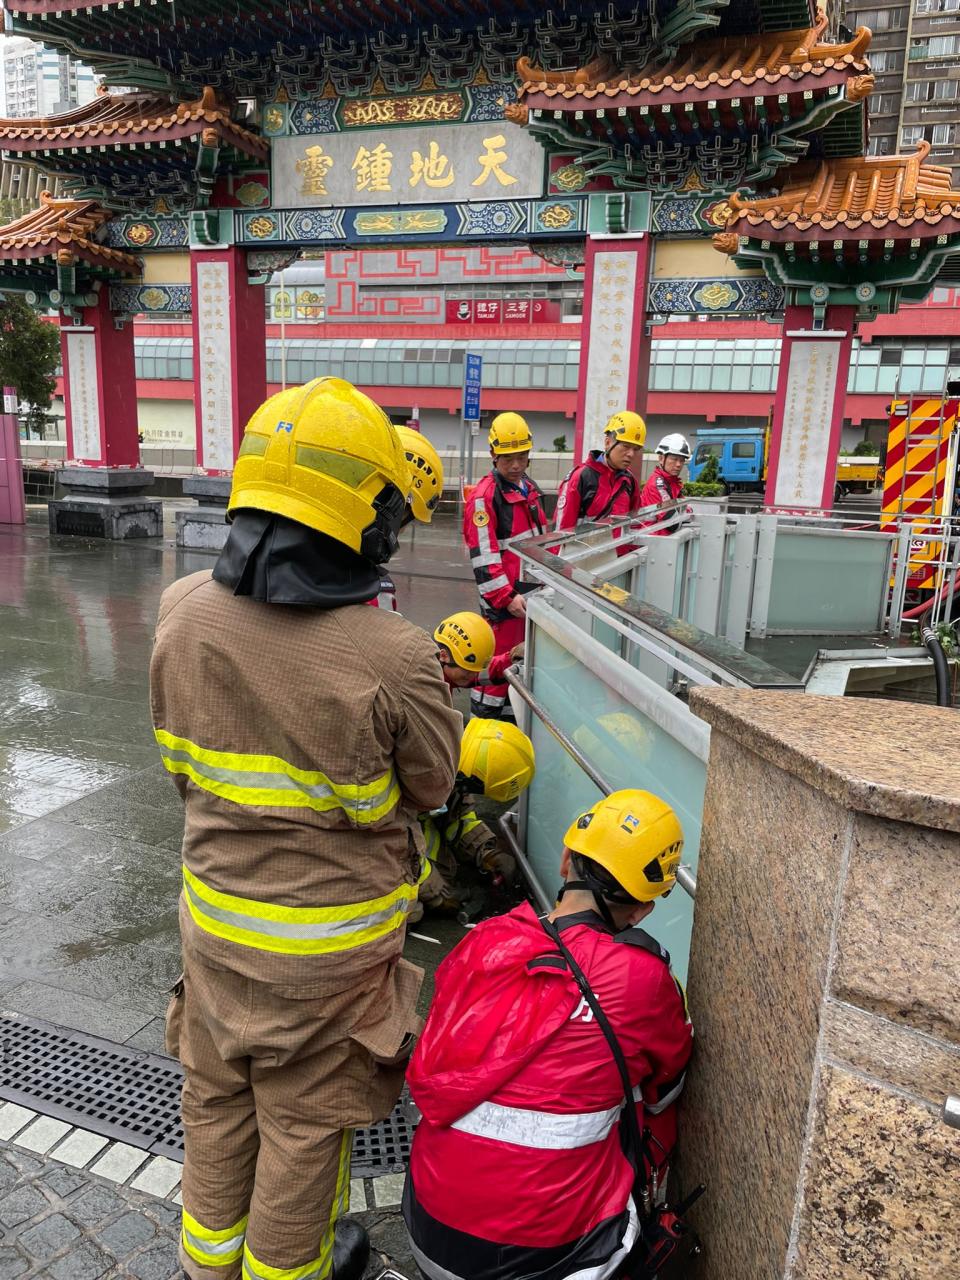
top-left (3, 0), bottom-right (805, 98)
top-left (0, 86), bottom-right (268, 211)
top-left (0, 192), bottom-right (141, 312)
top-left (712, 143), bottom-right (960, 311)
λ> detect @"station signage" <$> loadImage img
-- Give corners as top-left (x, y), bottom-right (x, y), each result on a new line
top-left (445, 298), bottom-right (561, 325)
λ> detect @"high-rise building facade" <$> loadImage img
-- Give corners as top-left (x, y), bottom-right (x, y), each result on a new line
top-left (0, 35), bottom-right (97, 119)
top-left (849, 0), bottom-right (960, 176)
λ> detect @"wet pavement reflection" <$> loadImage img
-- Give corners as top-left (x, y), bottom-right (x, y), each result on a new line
top-left (0, 511), bottom-right (476, 1049)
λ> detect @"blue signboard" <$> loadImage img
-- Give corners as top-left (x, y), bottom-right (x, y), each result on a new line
top-left (463, 353), bottom-right (482, 421)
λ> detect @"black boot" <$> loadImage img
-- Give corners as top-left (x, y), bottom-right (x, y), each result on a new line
top-left (333, 1217), bottom-right (371, 1280)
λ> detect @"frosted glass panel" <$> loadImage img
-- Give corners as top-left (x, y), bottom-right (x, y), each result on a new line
top-left (767, 531), bottom-right (890, 633)
top-left (525, 624), bottom-right (707, 981)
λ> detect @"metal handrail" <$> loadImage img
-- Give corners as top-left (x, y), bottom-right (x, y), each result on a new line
top-left (505, 668), bottom-right (697, 900)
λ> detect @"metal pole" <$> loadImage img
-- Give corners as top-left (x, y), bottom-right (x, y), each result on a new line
top-left (503, 669), bottom-right (698, 901)
top-left (498, 812), bottom-right (553, 914)
top-left (279, 265), bottom-right (287, 391)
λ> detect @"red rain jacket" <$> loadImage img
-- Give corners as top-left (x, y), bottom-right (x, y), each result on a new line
top-left (555, 452), bottom-right (640, 531)
top-left (404, 902), bottom-right (693, 1280)
top-left (463, 470), bottom-right (547, 622)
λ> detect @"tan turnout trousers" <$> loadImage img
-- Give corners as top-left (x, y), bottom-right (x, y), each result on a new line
top-left (167, 937), bottom-right (423, 1280)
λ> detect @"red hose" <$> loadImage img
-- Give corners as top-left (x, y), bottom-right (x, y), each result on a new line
top-left (902, 569), bottom-right (959, 620)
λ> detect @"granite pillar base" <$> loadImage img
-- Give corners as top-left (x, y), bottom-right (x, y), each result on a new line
top-left (681, 690), bottom-right (960, 1280)
top-left (175, 474), bottom-right (231, 551)
top-left (49, 468), bottom-right (162, 540)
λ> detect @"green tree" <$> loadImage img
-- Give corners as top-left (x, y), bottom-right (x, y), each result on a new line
top-left (552, 434), bottom-right (567, 452)
top-left (0, 297), bottom-right (60, 437)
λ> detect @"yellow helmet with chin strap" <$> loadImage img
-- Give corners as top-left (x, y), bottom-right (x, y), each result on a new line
top-left (604, 411), bottom-right (647, 449)
top-left (397, 426), bottom-right (444, 523)
top-left (229, 377), bottom-right (412, 564)
top-left (433, 611), bottom-right (495, 672)
top-left (458, 719), bottom-right (535, 802)
top-left (489, 412), bottom-right (533, 455)
top-left (563, 789), bottom-right (682, 902)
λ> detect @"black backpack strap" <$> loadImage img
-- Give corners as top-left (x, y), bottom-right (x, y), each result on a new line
top-left (614, 927), bottom-right (670, 965)
top-left (539, 916), bottom-right (650, 1190)
top-left (593, 472), bottom-right (635, 522)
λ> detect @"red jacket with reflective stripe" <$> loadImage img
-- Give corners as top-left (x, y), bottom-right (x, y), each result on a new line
top-left (639, 467), bottom-right (685, 536)
top-left (405, 902), bottom-right (693, 1263)
top-left (555, 452), bottom-right (640, 531)
top-left (463, 471), bottom-right (547, 622)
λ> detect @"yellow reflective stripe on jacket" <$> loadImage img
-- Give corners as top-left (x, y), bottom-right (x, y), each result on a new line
top-left (421, 816), bottom-right (442, 864)
top-left (181, 1209), bottom-right (248, 1268)
top-left (155, 729), bottom-right (400, 825)
top-left (446, 809), bottom-right (483, 843)
top-left (182, 863), bottom-right (429, 956)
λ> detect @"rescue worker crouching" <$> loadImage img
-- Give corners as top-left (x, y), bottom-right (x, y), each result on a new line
top-left (416, 717), bottom-right (536, 917)
top-left (434, 609), bottom-right (525, 702)
top-left (639, 434), bottom-right (690, 535)
top-left (369, 426), bottom-right (444, 612)
top-left (403, 789), bottom-right (694, 1280)
top-left (150, 377), bottom-right (462, 1280)
top-left (554, 411), bottom-right (647, 533)
top-left (463, 412), bottom-right (547, 720)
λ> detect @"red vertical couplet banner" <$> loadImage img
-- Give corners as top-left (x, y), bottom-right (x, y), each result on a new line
top-left (60, 293), bottom-right (140, 468)
top-left (574, 235), bottom-right (651, 463)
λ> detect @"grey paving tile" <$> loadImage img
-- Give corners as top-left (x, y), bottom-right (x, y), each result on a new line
top-left (18, 1212), bottom-right (82, 1263)
top-left (0, 1185), bottom-right (48, 1229)
top-left (0, 981), bottom-right (155, 1042)
top-left (124, 1240), bottom-right (181, 1280)
top-left (53, 794), bottom-right (184, 850)
top-left (46, 1240), bottom-right (113, 1280)
top-left (98, 1210), bottom-right (156, 1257)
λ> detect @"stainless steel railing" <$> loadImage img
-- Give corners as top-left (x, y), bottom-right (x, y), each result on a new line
top-left (503, 667), bottom-right (697, 901)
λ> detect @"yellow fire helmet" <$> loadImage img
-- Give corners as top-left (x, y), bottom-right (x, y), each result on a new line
top-left (489, 412), bottom-right (534, 455)
top-left (604, 410), bottom-right (647, 449)
top-left (433, 611), bottom-right (495, 671)
top-left (397, 426), bottom-right (444, 523)
top-left (458, 718), bottom-right (536, 803)
top-left (229, 377), bottom-right (412, 564)
top-left (563, 789), bottom-right (683, 902)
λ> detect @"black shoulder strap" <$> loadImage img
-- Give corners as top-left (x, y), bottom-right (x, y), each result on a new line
top-left (614, 927), bottom-right (670, 965)
top-left (594, 472), bottom-right (636, 522)
top-left (540, 915), bottom-right (648, 1183)
top-left (578, 466), bottom-right (600, 514)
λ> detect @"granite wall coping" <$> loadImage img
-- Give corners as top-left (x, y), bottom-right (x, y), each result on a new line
top-left (690, 688), bottom-right (960, 834)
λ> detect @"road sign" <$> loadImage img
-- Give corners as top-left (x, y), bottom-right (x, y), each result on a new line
top-left (463, 352), bottom-right (482, 422)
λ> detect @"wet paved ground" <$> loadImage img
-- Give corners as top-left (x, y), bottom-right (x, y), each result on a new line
top-left (0, 504), bottom-right (480, 1276)
top-left (0, 507), bottom-right (476, 1050)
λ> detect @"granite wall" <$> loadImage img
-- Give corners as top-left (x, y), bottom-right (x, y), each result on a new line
top-left (680, 689), bottom-right (960, 1280)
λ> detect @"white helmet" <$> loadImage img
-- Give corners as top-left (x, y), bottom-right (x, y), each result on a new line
top-left (655, 434), bottom-right (691, 460)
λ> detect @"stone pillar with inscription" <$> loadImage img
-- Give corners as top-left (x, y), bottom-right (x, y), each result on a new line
top-left (764, 304), bottom-right (856, 511)
top-left (49, 292), bottom-right (162, 539)
top-left (181, 243), bottom-right (266, 550)
top-left (574, 234), bottom-right (652, 463)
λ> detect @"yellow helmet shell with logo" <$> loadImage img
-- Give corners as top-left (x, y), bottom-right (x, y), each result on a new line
top-left (604, 411), bottom-right (647, 449)
top-left (433, 611), bottom-right (495, 672)
top-left (458, 719), bottom-right (536, 802)
top-left (563, 789), bottom-right (683, 901)
top-left (397, 426), bottom-right (444, 523)
top-left (229, 377), bottom-right (412, 563)
top-left (489, 412), bottom-right (534, 455)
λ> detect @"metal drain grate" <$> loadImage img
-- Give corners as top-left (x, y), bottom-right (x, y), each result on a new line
top-left (0, 1014), bottom-right (418, 1176)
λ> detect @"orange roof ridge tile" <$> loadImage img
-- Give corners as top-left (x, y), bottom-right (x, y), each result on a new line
top-left (717, 143), bottom-right (960, 240)
top-left (0, 195), bottom-right (140, 274)
top-left (0, 86), bottom-right (267, 158)
top-left (516, 22), bottom-right (872, 99)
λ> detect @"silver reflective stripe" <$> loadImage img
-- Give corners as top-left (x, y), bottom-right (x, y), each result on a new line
top-left (479, 574), bottom-right (511, 595)
top-left (470, 550), bottom-right (501, 567)
top-left (158, 745), bottom-right (395, 813)
top-left (451, 1098), bottom-right (621, 1149)
top-left (476, 516), bottom-right (495, 559)
top-left (472, 688), bottom-right (506, 706)
top-left (644, 1073), bottom-right (685, 1115)
top-left (182, 877), bottom-right (409, 941)
top-left (183, 1225), bottom-right (245, 1259)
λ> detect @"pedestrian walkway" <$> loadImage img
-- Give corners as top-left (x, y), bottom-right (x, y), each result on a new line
top-left (0, 509), bottom-right (480, 1279)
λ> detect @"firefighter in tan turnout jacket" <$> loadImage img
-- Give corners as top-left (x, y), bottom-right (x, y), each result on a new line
top-left (150, 377), bottom-right (462, 1280)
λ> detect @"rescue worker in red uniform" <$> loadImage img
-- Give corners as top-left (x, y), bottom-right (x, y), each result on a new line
top-left (638, 434), bottom-right (690, 534)
top-left (463, 412), bottom-right (547, 720)
top-left (554, 411), bottom-right (647, 532)
top-left (403, 789), bottom-right (694, 1280)
top-left (151, 378), bottom-right (462, 1280)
